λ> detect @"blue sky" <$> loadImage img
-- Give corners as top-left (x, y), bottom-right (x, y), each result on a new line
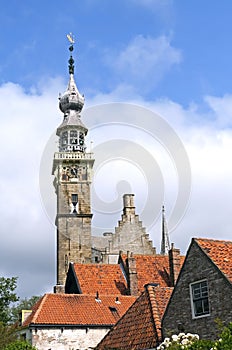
top-left (2, 1), bottom-right (232, 105)
top-left (1, 1), bottom-right (232, 298)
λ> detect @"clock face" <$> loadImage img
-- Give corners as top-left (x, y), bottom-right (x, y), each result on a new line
top-left (70, 167), bottom-right (78, 177)
top-left (60, 165), bottom-right (88, 181)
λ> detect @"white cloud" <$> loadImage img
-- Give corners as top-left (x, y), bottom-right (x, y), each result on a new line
top-left (1, 78), bottom-right (232, 298)
top-left (0, 78), bottom-right (65, 297)
top-left (204, 94), bottom-right (232, 127)
top-left (105, 35), bottom-right (182, 92)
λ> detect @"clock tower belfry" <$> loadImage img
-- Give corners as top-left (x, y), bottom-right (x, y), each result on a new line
top-left (52, 37), bottom-right (94, 292)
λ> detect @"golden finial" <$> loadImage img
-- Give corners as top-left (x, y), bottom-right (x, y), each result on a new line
top-left (67, 33), bottom-right (75, 45)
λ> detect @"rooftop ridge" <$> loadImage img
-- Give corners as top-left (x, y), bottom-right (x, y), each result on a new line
top-left (26, 294), bottom-right (47, 325)
top-left (146, 285), bottom-right (174, 341)
top-left (146, 285), bottom-right (162, 342)
top-left (195, 237), bottom-right (232, 243)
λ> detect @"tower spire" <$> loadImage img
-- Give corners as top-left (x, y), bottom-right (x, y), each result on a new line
top-left (57, 34), bottom-right (86, 152)
top-left (160, 205), bottom-right (171, 255)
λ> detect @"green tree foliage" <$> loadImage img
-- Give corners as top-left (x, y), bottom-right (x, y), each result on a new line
top-left (0, 277), bottom-right (19, 325)
top-left (213, 323), bottom-right (232, 350)
top-left (3, 340), bottom-right (36, 350)
top-left (0, 322), bottom-right (18, 349)
top-left (188, 339), bottom-right (215, 349)
top-left (10, 296), bottom-right (40, 324)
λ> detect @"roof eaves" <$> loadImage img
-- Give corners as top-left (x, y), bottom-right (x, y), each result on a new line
top-left (29, 323), bottom-right (114, 329)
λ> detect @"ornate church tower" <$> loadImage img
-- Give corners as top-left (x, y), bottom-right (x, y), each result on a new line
top-left (52, 36), bottom-right (94, 292)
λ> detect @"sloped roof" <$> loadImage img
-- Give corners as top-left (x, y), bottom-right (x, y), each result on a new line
top-left (96, 285), bottom-right (173, 350)
top-left (121, 254), bottom-right (185, 291)
top-left (22, 293), bottom-right (136, 327)
top-left (72, 263), bottom-right (128, 295)
top-left (195, 238), bottom-right (232, 283)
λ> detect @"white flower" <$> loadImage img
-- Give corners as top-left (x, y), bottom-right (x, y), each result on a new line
top-left (181, 338), bottom-right (189, 345)
top-left (171, 334), bottom-right (178, 342)
top-left (163, 337), bottom-right (170, 343)
top-left (178, 332), bottom-right (185, 339)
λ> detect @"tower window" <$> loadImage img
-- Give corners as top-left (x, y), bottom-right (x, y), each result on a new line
top-left (79, 132), bottom-right (84, 146)
top-left (70, 130), bottom-right (78, 145)
top-left (71, 194), bottom-right (78, 213)
top-left (61, 131), bottom-right (68, 149)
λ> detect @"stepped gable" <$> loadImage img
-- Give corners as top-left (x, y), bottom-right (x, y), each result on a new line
top-left (111, 194), bottom-right (156, 255)
top-left (66, 263), bottom-right (128, 295)
top-left (120, 254), bottom-right (185, 291)
top-left (92, 194), bottom-right (156, 257)
top-left (195, 238), bottom-right (232, 282)
top-left (96, 284), bottom-right (173, 350)
top-left (22, 293), bottom-right (136, 327)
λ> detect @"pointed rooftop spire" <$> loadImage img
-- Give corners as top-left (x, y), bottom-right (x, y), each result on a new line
top-left (160, 205), bottom-right (171, 255)
top-left (58, 33), bottom-right (85, 115)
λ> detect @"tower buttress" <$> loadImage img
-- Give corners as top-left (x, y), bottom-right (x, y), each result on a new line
top-left (52, 36), bottom-right (94, 292)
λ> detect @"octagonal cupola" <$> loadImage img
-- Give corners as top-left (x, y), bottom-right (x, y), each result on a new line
top-left (57, 34), bottom-right (87, 153)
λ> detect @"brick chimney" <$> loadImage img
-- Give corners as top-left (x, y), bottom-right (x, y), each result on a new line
top-left (169, 243), bottom-right (181, 286)
top-left (126, 251), bottom-right (139, 296)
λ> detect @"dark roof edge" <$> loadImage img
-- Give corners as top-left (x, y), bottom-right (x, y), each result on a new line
top-left (29, 323), bottom-right (113, 329)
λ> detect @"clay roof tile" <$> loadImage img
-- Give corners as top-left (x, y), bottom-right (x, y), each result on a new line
top-left (96, 285), bottom-right (173, 350)
top-left (22, 294), bottom-right (136, 327)
top-left (73, 263), bottom-right (128, 295)
top-left (195, 238), bottom-right (232, 283)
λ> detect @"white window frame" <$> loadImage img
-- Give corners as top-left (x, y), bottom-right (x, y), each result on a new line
top-left (189, 279), bottom-right (210, 319)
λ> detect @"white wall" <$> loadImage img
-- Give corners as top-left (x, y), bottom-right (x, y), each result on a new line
top-left (29, 327), bottom-right (110, 350)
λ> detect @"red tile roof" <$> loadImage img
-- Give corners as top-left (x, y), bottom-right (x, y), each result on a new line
top-left (195, 238), bottom-right (232, 283)
top-left (22, 294), bottom-right (136, 327)
top-left (121, 254), bottom-right (185, 291)
top-left (96, 285), bottom-right (173, 350)
top-left (73, 263), bottom-right (128, 295)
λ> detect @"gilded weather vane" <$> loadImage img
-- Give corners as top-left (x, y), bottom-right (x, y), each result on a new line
top-left (67, 33), bottom-right (75, 74)
top-left (67, 33), bottom-right (75, 45)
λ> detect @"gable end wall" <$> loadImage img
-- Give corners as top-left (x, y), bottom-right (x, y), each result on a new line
top-left (162, 240), bottom-right (232, 340)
